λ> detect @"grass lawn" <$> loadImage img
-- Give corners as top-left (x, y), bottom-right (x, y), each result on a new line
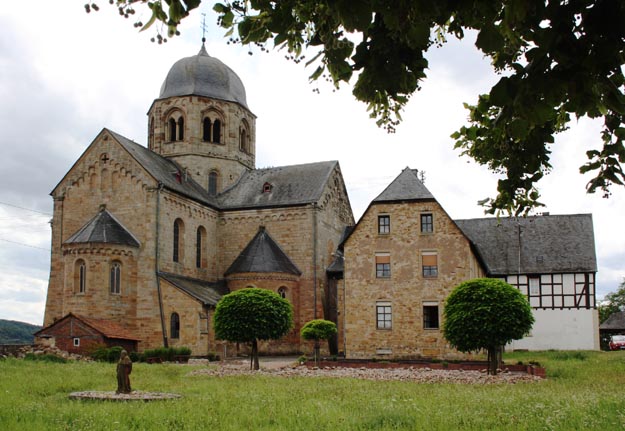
top-left (1, 350), bottom-right (624, 430)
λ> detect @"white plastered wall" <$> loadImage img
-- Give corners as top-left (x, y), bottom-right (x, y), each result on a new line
top-left (508, 308), bottom-right (599, 350)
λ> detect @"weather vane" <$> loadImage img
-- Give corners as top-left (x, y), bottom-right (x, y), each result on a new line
top-left (201, 13), bottom-right (207, 43)
top-left (419, 170), bottom-right (426, 184)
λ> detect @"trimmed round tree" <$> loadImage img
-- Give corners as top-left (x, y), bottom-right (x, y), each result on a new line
top-left (300, 319), bottom-right (338, 365)
top-left (443, 278), bottom-right (534, 375)
top-left (213, 288), bottom-right (293, 370)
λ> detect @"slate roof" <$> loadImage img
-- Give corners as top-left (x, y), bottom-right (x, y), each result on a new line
top-left (159, 44), bottom-right (249, 110)
top-left (218, 161), bottom-right (338, 210)
top-left (64, 208), bottom-right (140, 247)
top-left (159, 272), bottom-right (229, 306)
top-left (326, 249), bottom-right (344, 275)
top-left (225, 226), bottom-right (301, 276)
top-left (373, 167), bottom-right (434, 203)
top-left (455, 214), bottom-right (597, 275)
top-left (600, 311), bottom-right (625, 330)
top-left (108, 129), bottom-right (218, 208)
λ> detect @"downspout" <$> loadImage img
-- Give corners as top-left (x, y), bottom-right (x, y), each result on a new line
top-left (312, 202), bottom-right (318, 319)
top-left (155, 182), bottom-right (168, 347)
top-left (343, 276), bottom-right (347, 357)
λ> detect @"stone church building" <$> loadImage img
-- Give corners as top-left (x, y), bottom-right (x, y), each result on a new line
top-left (39, 46), bottom-right (599, 358)
top-left (40, 45), bottom-right (354, 356)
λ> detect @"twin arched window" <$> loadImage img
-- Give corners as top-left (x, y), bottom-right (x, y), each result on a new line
top-left (168, 113), bottom-right (185, 142)
top-left (278, 287), bottom-right (287, 299)
top-left (203, 117), bottom-right (222, 143)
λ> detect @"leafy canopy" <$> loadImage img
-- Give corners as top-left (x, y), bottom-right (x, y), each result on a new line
top-left (213, 288), bottom-right (293, 343)
top-left (87, 1), bottom-right (625, 215)
top-left (599, 278), bottom-right (625, 323)
top-left (300, 319), bottom-right (337, 342)
top-left (443, 278), bottom-right (534, 353)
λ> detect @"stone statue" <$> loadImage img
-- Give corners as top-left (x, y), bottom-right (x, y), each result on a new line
top-left (116, 349), bottom-right (132, 394)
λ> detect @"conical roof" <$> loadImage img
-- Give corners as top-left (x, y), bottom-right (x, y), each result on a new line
top-left (64, 208), bottom-right (140, 247)
top-left (225, 226), bottom-right (301, 276)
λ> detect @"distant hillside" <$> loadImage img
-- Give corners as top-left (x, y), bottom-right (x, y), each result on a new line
top-left (0, 319), bottom-right (42, 344)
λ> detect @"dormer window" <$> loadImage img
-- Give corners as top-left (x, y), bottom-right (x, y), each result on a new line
top-left (263, 182), bottom-right (273, 193)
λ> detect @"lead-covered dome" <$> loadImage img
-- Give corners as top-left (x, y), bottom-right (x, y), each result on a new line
top-left (159, 45), bottom-right (248, 108)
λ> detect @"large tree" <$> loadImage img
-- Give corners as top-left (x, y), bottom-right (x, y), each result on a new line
top-left (213, 288), bottom-right (293, 370)
top-left (599, 278), bottom-right (625, 323)
top-left (88, 1), bottom-right (625, 214)
top-left (443, 278), bottom-right (534, 375)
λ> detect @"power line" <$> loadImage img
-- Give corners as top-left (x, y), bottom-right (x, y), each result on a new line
top-left (0, 201), bottom-right (51, 216)
top-left (0, 238), bottom-right (50, 251)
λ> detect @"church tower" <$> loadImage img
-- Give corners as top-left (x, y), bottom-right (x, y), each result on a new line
top-left (147, 45), bottom-right (256, 195)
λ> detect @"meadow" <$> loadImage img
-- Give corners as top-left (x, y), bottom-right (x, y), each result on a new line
top-left (1, 350), bottom-right (624, 430)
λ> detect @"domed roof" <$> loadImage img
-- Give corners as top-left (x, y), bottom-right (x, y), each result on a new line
top-left (159, 45), bottom-right (248, 109)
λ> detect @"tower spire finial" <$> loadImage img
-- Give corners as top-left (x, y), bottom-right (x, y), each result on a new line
top-left (201, 13), bottom-right (207, 44)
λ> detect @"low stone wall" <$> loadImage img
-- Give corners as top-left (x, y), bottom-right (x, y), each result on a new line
top-left (0, 344), bottom-right (33, 357)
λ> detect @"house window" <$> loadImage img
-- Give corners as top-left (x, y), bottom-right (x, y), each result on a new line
top-left (422, 252), bottom-right (438, 277)
top-left (421, 213), bottom-right (433, 233)
top-left (75, 259), bottom-right (86, 294)
top-left (110, 261), bottom-right (121, 294)
top-left (376, 302), bottom-right (392, 330)
top-left (73, 338), bottom-right (80, 347)
top-left (529, 278), bottom-right (540, 295)
top-left (196, 226), bottom-right (206, 268)
top-left (423, 303), bottom-right (439, 329)
top-left (170, 312), bottom-right (180, 339)
top-left (375, 253), bottom-right (391, 278)
top-left (173, 219), bottom-right (184, 263)
top-left (208, 171), bottom-right (218, 196)
top-left (378, 215), bottom-right (390, 234)
top-left (278, 287), bottom-right (287, 299)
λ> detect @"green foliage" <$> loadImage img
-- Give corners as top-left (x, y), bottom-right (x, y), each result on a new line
top-left (90, 345), bottom-right (123, 363)
top-left (444, 278), bottom-right (534, 352)
top-left (142, 346), bottom-right (192, 362)
top-left (88, 0), bottom-right (625, 214)
top-left (300, 319), bottom-right (337, 342)
top-left (23, 353), bottom-right (67, 363)
top-left (0, 319), bottom-right (41, 344)
top-left (599, 278), bottom-right (625, 323)
top-left (213, 288), bottom-right (293, 343)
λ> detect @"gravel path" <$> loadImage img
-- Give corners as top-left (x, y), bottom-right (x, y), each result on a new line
top-left (190, 359), bottom-right (543, 385)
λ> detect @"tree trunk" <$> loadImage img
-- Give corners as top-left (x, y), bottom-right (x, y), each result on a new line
top-left (487, 346), bottom-right (501, 375)
top-left (314, 340), bottom-right (320, 367)
top-left (251, 339), bottom-right (260, 370)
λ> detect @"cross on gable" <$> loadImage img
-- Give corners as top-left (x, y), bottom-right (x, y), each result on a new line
top-left (100, 153), bottom-right (110, 163)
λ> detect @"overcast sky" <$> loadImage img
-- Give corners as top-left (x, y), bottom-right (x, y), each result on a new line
top-left (1, 3), bottom-right (623, 325)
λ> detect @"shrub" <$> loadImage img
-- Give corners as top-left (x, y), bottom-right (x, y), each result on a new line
top-left (142, 346), bottom-right (192, 362)
top-left (90, 345), bottom-right (123, 363)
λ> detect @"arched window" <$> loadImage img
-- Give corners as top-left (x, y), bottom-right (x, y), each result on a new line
top-left (239, 128), bottom-right (247, 152)
top-left (208, 171), bottom-right (218, 196)
top-left (110, 261), bottom-right (121, 294)
top-left (177, 117), bottom-right (184, 141)
top-left (170, 312), bottom-right (180, 339)
top-left (212, 119), bottom-right (221, 143)
top-left (278, 287), bottom-right (287, 299)
top-left (168, 118), bottom-right (177, 142)
top-left (74, 259), bottom-right (86, 294)
top-left (173, 218), bottom-right (184, 263)
top-left (202, 118), bottom-right (211, 142)
top-left (196, 226), bottom-right (207, 268)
